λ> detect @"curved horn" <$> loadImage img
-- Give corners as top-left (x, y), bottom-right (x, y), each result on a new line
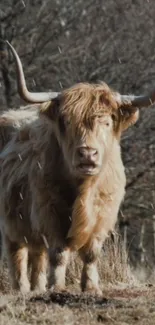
top-left (6, 41), bottom-right (60, 103)
top-left (120, 90), bottom-right (155, 108)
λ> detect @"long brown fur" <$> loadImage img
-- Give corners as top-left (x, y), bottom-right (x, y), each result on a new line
top-left (0, 82), bottom-right (139, 294)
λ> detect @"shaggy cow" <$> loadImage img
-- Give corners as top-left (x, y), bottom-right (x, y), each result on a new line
top-left (0, 42), bottom-right (154, 295)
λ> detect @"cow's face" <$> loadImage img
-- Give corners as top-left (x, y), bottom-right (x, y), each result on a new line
top-left (58, 112), bottom-right (116, 178)
top-left (40, 83), bottom-right (139, 179)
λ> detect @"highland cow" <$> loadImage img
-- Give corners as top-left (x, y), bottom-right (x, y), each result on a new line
top-left (0, 42), bottom-right (154, 295)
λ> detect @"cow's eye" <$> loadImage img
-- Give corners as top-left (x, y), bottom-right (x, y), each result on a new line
top-left (98, 115), bottom-right (111, 127)
top-left (104, 120), bottom-right (110, 127)
top-left (103, 118), bottom-right (111, 127)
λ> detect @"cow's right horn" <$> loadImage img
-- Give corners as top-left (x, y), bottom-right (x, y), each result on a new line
top-left (120, 91), bottom-right (155, 108)
top-left (6, 41), bottom-right (60, 103)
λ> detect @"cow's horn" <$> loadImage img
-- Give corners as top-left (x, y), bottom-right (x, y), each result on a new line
top-left (120, 91), bottom-right (155, 108)
top-left (6, 41), bottom-right (60, 103)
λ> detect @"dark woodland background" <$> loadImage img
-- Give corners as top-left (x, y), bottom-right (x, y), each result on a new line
top-left (0, 0), bottom-right (155, 270)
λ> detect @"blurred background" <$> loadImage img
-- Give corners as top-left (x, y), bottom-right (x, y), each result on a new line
top-left (0, 0), bottom-right (155, 274)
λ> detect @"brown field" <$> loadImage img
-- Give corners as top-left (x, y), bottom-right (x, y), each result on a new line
top-left (1, 236), bottom-right (155, 325)
top-left (1, 284), bottom-right (155, 325)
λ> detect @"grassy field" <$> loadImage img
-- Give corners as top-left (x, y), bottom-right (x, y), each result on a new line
top-left (1, 284), bottom-right (155, 325)
top-left (1, 236), bottom-right (155, 325)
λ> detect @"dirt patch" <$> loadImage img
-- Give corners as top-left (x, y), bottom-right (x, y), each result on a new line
top-left (30, 291), bottom-right (120, 309)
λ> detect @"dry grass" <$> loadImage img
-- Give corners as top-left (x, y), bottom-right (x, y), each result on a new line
top-left (99, 233), bottom-right (134, 285)
top-left (1, 234), bottom-right (154, 324)
top-left (0, 260), bottom-right (10, 294)
top-left (0, 275), bottom-right (155, 325)
top-left (67, 233), bottom-right (135, 289)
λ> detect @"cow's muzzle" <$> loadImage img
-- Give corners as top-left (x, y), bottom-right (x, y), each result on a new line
top-left (75, 146), bottom-right (100, 176)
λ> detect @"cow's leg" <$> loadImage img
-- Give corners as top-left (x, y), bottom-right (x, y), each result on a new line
top-left (79, 237), bottom-right (103, 295)
top-left (30, 248), bottom-right (48, 293)
top-left (5, 237), bottom-right (30, 293)
top-left (49, 247), bottom-right (70, 291)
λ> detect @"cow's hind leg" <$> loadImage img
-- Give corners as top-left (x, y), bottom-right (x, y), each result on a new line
top-left (49, 247), bottom-right (70, 292)
top-left (79, 238), bottom-right (103, 295)
top-left (5, 237), bottom-right (30, 294)
top-left (30, 247), bottom-right (48, 293)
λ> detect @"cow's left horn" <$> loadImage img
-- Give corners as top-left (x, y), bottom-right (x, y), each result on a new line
top-left (120, 90), bottom-right (155, 108)
top-left (6, 41), bottom-right (60, 103)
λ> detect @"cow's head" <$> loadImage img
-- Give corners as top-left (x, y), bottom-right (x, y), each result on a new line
top-left (40, 83), bottom-right (139, 178)
top-left (7, 41), bottom-right (155, 178)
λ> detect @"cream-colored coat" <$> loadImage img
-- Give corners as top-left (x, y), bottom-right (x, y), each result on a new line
top-left (0, 83), bottom-right (139, 294)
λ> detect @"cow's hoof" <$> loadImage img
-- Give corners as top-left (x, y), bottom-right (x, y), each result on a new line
top-left (50, 285), bottom-right (67, 293)
top-left (82, 286), bottom-right (103, 296)
top-left (32, 285), bottom-right (47, 294)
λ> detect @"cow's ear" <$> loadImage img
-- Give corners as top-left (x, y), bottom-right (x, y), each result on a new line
top-left (40, 98), bottom-right (60, 121)
top-left (119, 106), bottom-right (139, 131)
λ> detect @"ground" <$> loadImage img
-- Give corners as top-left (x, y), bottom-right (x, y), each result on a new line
top-left (0, 245), bottom-right (155, 325)
top-left (1, 285), bottom-right (155, 325)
